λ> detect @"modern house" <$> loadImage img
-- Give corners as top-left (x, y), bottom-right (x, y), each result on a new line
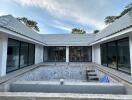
top-left (0, 11), bottom-right (132, 78)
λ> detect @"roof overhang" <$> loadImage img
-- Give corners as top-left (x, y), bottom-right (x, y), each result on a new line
top-left (0, 26), bottom-right (46, 45)
top-left (89, 27), bottom-right (132, 45)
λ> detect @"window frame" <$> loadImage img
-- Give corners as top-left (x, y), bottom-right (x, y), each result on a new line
top-left (100, 37), bottom-right (131, 75)
top-left (6, 38), bottom-right (35, 73)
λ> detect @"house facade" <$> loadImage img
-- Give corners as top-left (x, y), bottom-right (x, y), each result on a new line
top-left (0, 11), bottom-right (132, 77)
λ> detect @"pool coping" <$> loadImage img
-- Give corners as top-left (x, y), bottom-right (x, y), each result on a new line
top-left (0, 92), bottom-right (132, 99)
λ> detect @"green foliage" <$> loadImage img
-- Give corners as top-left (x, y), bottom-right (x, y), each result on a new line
top-left (104, 3), bottom-right (132, 25)
top-left (17, 17), bottom-right (40, 31)
top-left (104, 16), bottom-right (117, 25)
top-left (93, 30), bottom-right (99, 34)
top-left (71, 28), bottom-right (86, 34)
top-left (119, 3), bottom-right (132, 17)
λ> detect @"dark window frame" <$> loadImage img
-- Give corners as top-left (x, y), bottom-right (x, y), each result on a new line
top-left (46, 46), bottom-right (66, 62)
top-left (20, 41), bottom-right (29, 68)
top-left (69, 46), bottom-right (92, 62)
top-left (28, 44), bottom-right (35, 65)
top-left (6, 39), bottom-right (20, 73)
top-left (100, 37), bottom-right (131, 75)
top-left (6, 38), bottom-right (35, 73)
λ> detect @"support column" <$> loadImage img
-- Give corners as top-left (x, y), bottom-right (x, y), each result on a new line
top-left (129, 34), bottom-right (132, 76)
top-left (0, 36), bottom-right (8, 76)
top-left (92, 44), bottom-right (101, 64)
top-left (35, 44), bottom-right (43, 64)
top-left (66, 46), bottom-right (69, 62)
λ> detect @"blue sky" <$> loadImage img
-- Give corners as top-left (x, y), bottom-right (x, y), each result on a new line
top-left (0, 0), bottom-right (131, 34)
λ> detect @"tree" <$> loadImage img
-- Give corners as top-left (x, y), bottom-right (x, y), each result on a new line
top-left (104, 3), bottom-right (132, 25)
top-left (93, 30), bottom-right (99, 34)
top-left (119, 3), bottom-right (132, 18)
top-left (104, 16), bottom-right (117, 25)
top-left (71, 28), bottom-right (86, 34)
top-left (17, 17), bottom-right (40, 32)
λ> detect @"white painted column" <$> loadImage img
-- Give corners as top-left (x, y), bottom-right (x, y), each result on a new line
top-left (35, 44), bottom-right (43, 64)
top-left (92, 44), bottom-right (101, 64)
top-left (129, 34), bottom-right (132, 76)
top-left (0, 37), bottom-right (8, 76)
top-left (66, 46), bottom-right (69, 62)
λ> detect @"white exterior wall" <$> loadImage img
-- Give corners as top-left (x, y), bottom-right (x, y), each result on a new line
top-left (92, 44), bottom-right (101, 64)
top-left (66, 46), bottom-right (69, 62)
top-left (35, 44), bottom-right (43, 64)
top-left (129, 33), bottom-right (132, 76)
top-left (0, 36), bottom-right (8, 76)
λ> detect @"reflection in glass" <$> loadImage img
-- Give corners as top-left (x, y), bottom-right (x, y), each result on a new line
top-left (7, 39), bottom-right (35, 73)
top-left (20, 42), bottom-right (28, 68)
top-left (117, 38), bottom-right (130, 73)
top-left (6, 39), bottom-right (20, 72)
top-left (47, 47), bottom-right (66, 62)
top-left (107, 42), bottom-right (117, 69)
top-left (69, 46), bottom-right (92, 62)
top-left (28, 44), bottom-right (35, 65)
top-left (100, 38), bottom-right (131, 74)
top-left (101, 44), bottom-right (107, 66)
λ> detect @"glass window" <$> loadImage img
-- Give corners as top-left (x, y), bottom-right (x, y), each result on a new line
top-left (47, 47), bottom-right (66, 62)
top-left (7, 38), bottom-right (36, 73)
top-left (100, 37), bottom-right (131, 74)
top-left (117, 38), bottom-right (130, 73)
top-left (43, 47), bottom-right (48, 62)
top-left (87, 47), bottom-right (92, 62)
top-left (20, 42), bottom-right (28, 68)
top-left (101, 44), bottom-right (107, 66)
top-left (28, 44), bottom-right (35, 65)
top-left (69, 46), bottom-right (92, 62)
top-left (6, 39), bottom-right (20, 72)
top-left (107, 41), bottom-right (117, 69)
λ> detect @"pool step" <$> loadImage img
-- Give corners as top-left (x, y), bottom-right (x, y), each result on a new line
top-left (86, 69), bottom-right (99, 81)
top-left (87, 73), bottom-right (97, 76)
top-left (88, 76), bottom-right (99, 81)
top-left (86, 70), bottom-right (95, 72)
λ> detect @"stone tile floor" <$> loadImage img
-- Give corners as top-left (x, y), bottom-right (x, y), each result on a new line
top-left (17, 63), bottom-right (118, 83)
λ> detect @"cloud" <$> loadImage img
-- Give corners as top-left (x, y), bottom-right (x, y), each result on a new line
top-left (15, 0), bottom-right (121, 32)
top-left (51, 24), bottom-right (71, 32)
top-left (0, 11), bottom-right (7, 16)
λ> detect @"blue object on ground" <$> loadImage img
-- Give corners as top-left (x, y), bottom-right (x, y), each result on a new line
top-left (100, 74), bottom-right (109, 83)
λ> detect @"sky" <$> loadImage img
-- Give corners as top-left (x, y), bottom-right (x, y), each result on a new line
top-left (0, 0), bottom-right (131, 34)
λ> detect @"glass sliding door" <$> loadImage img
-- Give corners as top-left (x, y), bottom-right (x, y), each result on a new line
top-left (100, 37), bottom-right (131, 74)
top-left (6, 39), bottom-right (20, 72)
top-left (28, 44), bottom-right (35, 65)
top-left (7, 38), bottom-right (35, 73)
top-left (117, 38), bottom-right (130, 73)
top-left (87, 47), bottom-right (92, 62)
top-left (20, 42), bottom-right (28, 68)
top-left (69, 46), bottom-right (92, 62)
top-left (107, 41), bottom-right (117, 69)
top-left (47, 46), bottom-right (66, 62)
top-left (101, 44), bottom-right (107, 66)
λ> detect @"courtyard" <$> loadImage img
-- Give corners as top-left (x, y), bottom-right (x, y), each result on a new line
top-left (0, 1), bottom-right (132, 99)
